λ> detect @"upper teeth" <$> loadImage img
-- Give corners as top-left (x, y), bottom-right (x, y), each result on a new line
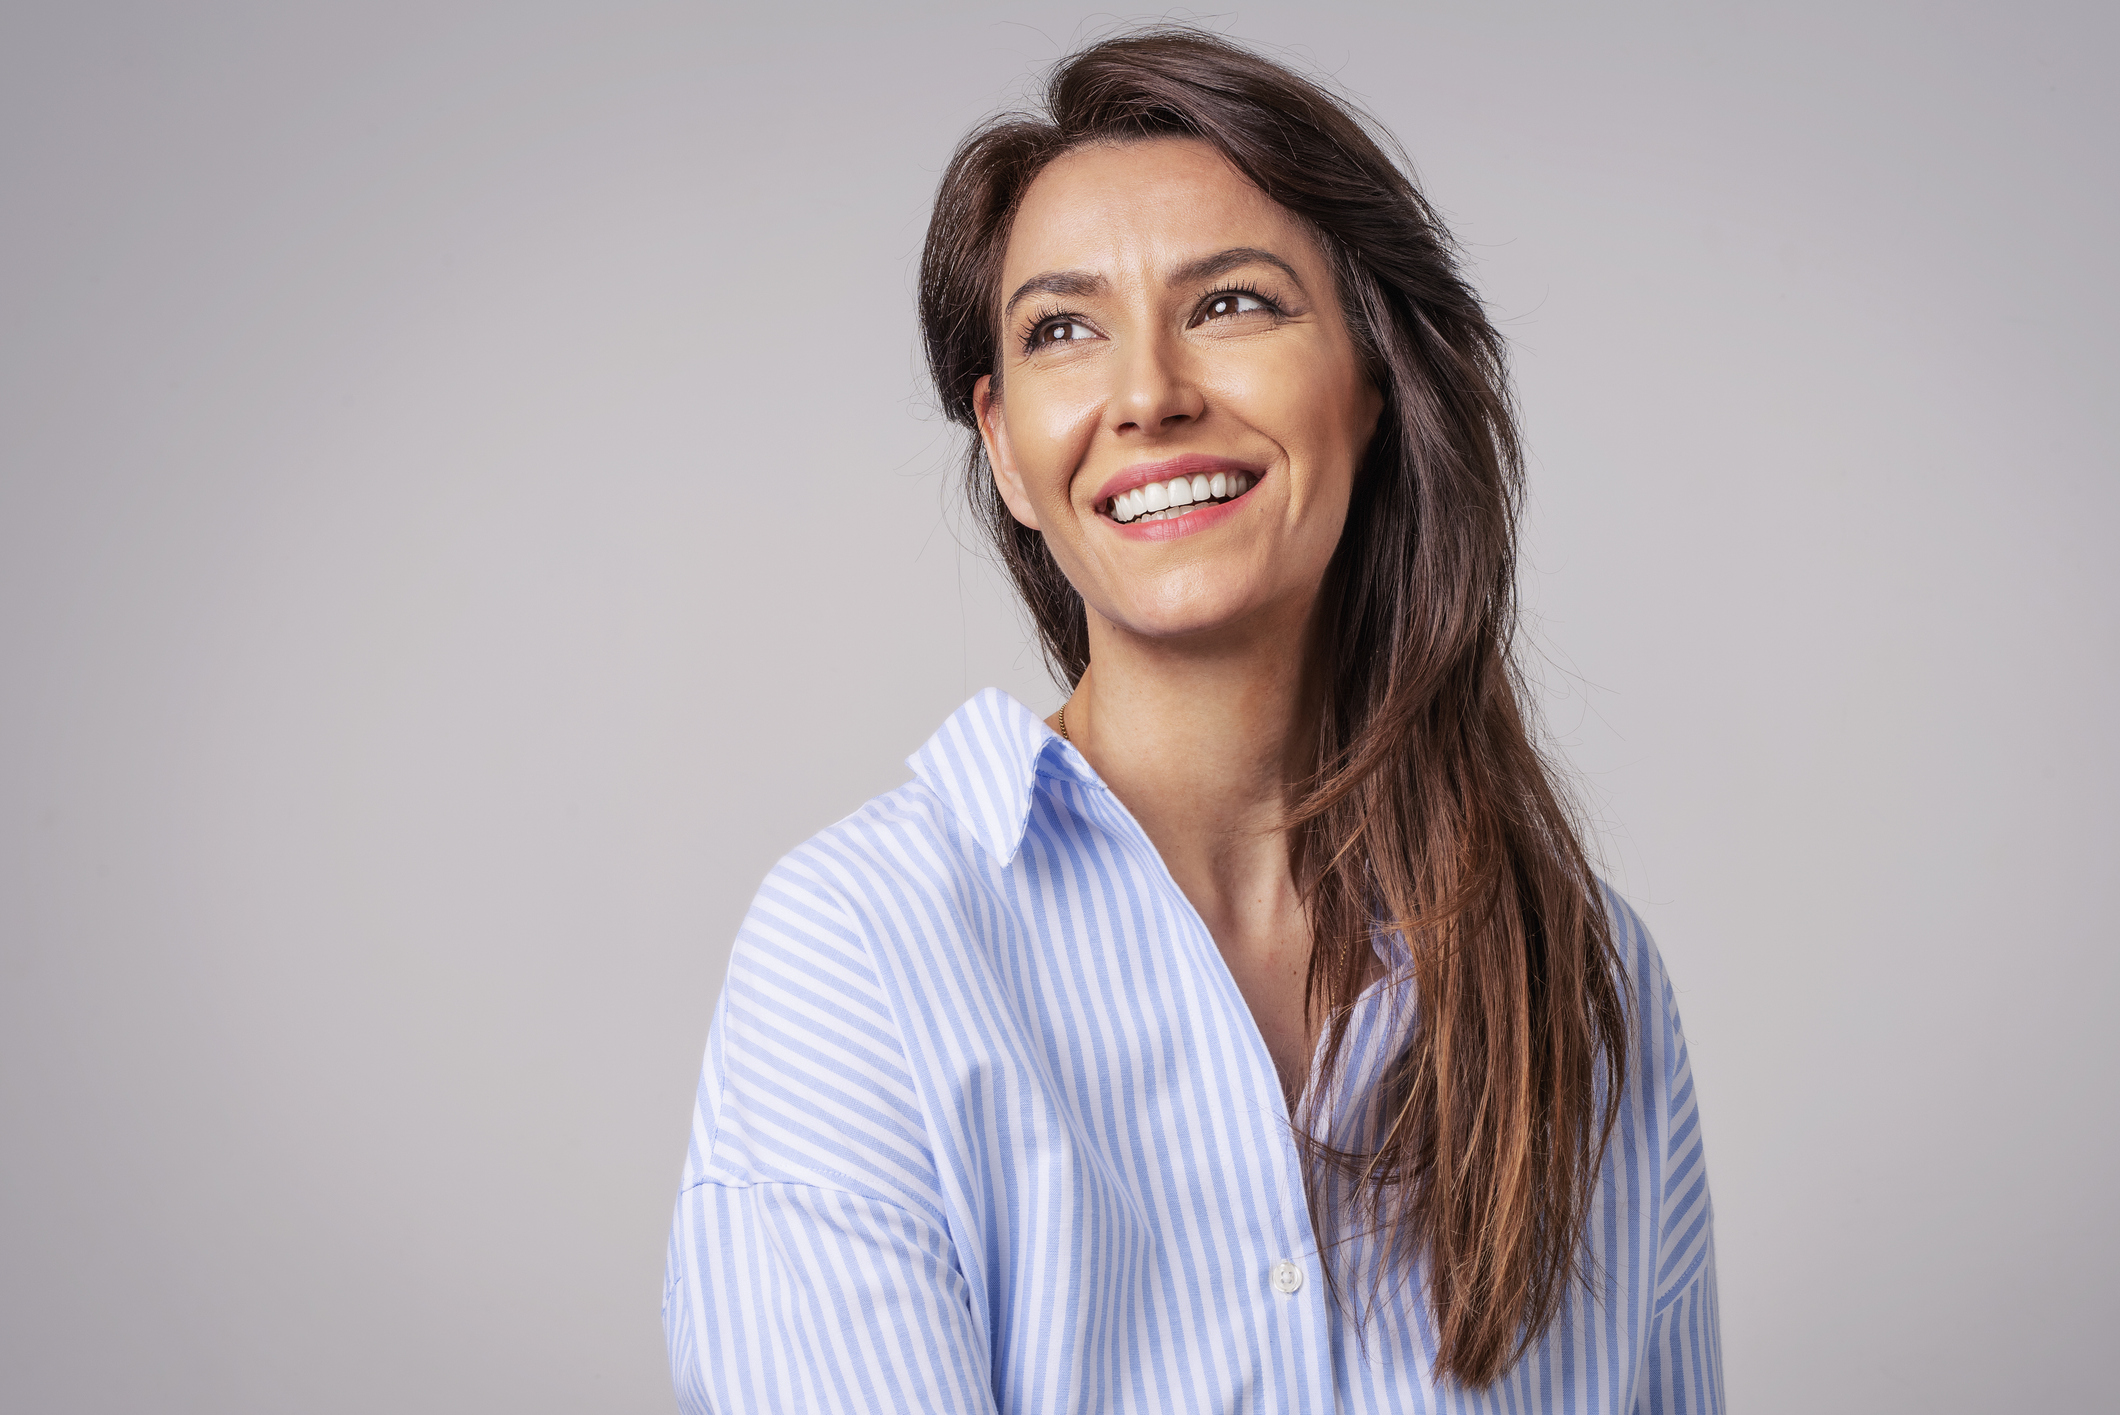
top-left (1107, 471), bottom-right (1255, 524)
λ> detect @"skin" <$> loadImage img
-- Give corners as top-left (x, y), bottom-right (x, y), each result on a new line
top-left (974, 136), bottom-right (1383, 1105)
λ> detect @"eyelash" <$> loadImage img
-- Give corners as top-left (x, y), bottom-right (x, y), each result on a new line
top-left (1017, 283), bottom-right (1286, 354)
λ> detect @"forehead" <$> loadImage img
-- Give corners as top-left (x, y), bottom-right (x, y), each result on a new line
top-left (1001, 137), bottom-right (1315, 283)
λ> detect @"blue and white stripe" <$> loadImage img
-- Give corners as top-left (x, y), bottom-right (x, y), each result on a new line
top-left (666, 688), bottom-right (1721, 1412)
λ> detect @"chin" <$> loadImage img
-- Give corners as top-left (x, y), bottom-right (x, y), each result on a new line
top-left (1103, 581), bottom-right (1289, 644)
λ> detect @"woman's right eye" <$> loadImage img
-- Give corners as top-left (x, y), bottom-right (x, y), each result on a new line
top-left (1031, 317), bottom-right (1094, 348)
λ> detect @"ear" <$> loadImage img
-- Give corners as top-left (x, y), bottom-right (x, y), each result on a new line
top-left (974, 375), bottom-right (1040, 531)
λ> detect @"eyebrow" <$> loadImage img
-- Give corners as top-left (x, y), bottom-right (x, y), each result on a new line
top-left (1169, 246), bottom-right (1305, 290)
top-left (1001, 270), bottom-right (1107, 322)
top-left (999, 247), bottom-right (1305, 323)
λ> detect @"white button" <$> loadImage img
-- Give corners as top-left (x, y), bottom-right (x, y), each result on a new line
top-left (1271, 1259), bottom-right (1304, 1295)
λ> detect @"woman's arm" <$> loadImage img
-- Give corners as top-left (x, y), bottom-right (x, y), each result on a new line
top-left (666, 1179), bottom-right (994, 1412)
top-left (663, 857), bottom-right (998, 1413)
top-left (1633, 964), bottom-right (1724, 1413)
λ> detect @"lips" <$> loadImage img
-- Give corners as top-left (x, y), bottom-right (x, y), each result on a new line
top-left (1093, 455), bottom-right (1264, 524)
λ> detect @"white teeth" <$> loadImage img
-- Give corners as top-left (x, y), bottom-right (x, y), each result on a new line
top-left (1107, 471), bottom-right (1259, 523)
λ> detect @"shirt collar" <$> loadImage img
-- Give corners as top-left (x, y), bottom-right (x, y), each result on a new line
top-left (908, 688), bottom-right (1090, 866)
top-left (910, 690), bottom-right (1417, 976)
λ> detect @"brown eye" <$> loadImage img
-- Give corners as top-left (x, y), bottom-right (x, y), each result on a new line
top-left (1200, 291), bottom-right (1270, 323)
top-left (1035, 318), bottom-right (1092, 346)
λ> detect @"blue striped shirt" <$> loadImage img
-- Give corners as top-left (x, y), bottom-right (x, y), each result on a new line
top-left (665, 689), bottom-right (1721, 1412)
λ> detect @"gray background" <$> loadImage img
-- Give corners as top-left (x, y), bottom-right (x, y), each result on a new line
top-left (3, 2), bottom-right (2113, 1410)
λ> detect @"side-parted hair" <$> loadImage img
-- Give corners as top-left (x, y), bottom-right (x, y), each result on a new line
top-left (918, 28), bottom-right (1629, 1386)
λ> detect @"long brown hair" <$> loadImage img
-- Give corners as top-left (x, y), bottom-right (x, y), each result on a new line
top-left (918, 28), bottom-right (1629, 1386)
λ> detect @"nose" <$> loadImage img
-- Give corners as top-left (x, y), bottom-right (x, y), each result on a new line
top-left (1107, 332), bottom-right (1203, 436)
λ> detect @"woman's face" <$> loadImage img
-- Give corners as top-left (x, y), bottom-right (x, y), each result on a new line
top-left (976, 136), bottom-right (1382, 650)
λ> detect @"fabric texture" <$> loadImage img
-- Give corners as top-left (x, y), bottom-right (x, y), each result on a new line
top-left (665, 688), bottom-right (1721, 1413)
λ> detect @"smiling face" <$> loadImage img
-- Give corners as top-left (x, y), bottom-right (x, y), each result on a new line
top-left (975, 137), bottom-right (1383, 651)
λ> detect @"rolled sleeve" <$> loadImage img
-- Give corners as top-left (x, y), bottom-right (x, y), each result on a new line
top-left (666, 1178), bottom-right (995, 1414)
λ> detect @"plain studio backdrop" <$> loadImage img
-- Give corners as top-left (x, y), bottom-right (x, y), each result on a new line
top-left (3, 2), bottom-right (2113, 1410)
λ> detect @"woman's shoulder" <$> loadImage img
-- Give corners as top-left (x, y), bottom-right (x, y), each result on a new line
top-left (739, 687), bottom-right (1061, 956)
top-left (1593, 879), bottom-right (1698, 1088)
top-left (1597, 879), bottom-right (1674, 1003)
top-left (720, 768), bottom-right (1009, 1045)
top-left (698, 784), bottom-right (958, 1210)
top-left (747, 776), bottom-right (981, 932)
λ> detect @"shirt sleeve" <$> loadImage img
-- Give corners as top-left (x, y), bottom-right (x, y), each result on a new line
top-left (1633, 968), bottom-right (1724, 1414)
top-left (663, 853), bottom-right (997, 1414)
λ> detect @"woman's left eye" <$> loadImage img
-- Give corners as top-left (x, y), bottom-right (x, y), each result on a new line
top-left (1199, 291), bottom-right (1271, 323)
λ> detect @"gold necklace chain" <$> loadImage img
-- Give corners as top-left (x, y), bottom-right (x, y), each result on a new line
top-left (1058, 701), bottom-right (1070, 742)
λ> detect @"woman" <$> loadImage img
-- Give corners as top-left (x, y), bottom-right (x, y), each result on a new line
top-left (666, 28), bottom-right (1719, 1413)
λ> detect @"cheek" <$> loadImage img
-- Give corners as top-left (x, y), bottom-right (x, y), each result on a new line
top-left (1314, 382), bottom-right (1379, 488)
top-left (1309, 356), bottom-right (1377, 454)
top-left (1011, 379), bottom-right (1103, 495)
top-left (1229, 355), bottom-right (1370, 468)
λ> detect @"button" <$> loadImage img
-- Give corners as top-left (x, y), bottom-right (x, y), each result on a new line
top-left (1270, 1259), bottom-right (1304, 1295)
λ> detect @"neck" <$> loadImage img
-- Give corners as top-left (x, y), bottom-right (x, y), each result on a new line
top-left (1057, 594), bottom-right (1350, 1107)
top-left (1058, 596), bottom-right (1323, 928)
